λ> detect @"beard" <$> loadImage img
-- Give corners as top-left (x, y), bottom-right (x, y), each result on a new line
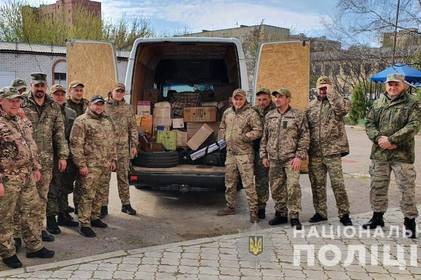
top-left (34, 90), bottom-right (45, 98)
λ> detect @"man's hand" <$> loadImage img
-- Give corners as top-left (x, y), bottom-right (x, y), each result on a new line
top-left (80, 167), bottom-right (89, 176)
top-left (291, 157), bottom-right (301, 172)
top-left (110, 161), bottom-right (117, 172)
top-left (58, 159), bottom-right (67, 172)
top-left (131, 147), bottom-right (138, 158)
top-left (378, 136), bottom-right (397, 150)
top-left (32, 169), bottom-right (41, 182)
top-left (262, 158), bottom-right (270, 168)
top-left (0, 183), bottom-right (4, 197)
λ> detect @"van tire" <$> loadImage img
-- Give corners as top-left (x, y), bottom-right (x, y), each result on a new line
top-left (132, 151), bottom-right (179, 168)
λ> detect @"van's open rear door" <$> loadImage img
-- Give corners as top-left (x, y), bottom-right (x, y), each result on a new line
top-left (66, 40), bottom-right (118, 100)
top-left (254, 41), bottom-right (310, 171)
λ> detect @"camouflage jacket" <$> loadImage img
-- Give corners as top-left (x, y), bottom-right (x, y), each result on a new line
top-left (22, 92), bottom-right (69, 162)
top-left (306, 91), bottom-right (350, 157)
top-left (252, 102), bottom-right (276, 151)
top-left (66, 98), bottom-right (89, 117)
top-left (0, 109), bottom-right (40, 182)
top-left (70, 109), bottom-right (117, 168)
top-left (260, 107), bottom-right (310, 162)
top-left (218, 104), bottom-right (262, 155)
top-left (105, 99), bottom-right (138, 158)
top-left (366, 91), bottom-right (421, 164)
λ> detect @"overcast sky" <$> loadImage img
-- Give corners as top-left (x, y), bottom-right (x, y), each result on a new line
top-left (24, 0), bottom-right (338, 37)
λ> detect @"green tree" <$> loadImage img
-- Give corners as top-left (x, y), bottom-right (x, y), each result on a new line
top-left (349, 83), bottom-right (370, 124)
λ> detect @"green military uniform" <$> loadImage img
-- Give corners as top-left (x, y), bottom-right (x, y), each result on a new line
top-left (253, 99), bottom-right (276, 211)
top-left (70, 106), bottom-right (117, 227)
top-left (0, 88), bottom-right (43, 259)
top-left (306, 76), bottom-right (351, 220)
top-left (366, 88), bottom-right (420, 219)
top-left (103, 97), bottom-right (138, 207)
top-left (260, 89), bottom-right (309, 220)
top-left (218, 89), bottom-right (262, 218)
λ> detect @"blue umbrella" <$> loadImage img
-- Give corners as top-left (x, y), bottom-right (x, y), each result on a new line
top-left (370, 63), bottom-right (421, 84)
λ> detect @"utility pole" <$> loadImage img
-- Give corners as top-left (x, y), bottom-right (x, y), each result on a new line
top-left (392, 0), bottom-right (401, 65)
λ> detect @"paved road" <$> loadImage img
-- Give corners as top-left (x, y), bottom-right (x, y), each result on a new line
top-left (1, 127), bottom-right (420, 271)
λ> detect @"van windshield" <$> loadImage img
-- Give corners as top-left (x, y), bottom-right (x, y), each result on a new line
top-left (162, 83), bottom-right (215, 97)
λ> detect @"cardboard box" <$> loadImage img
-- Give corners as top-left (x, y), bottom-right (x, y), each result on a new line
top-left (143, 88), bottom-right (159, 103)
top-left (187, 122), bottom-right (220, 139)
top-left (172, 118), bottom-right (184, 129)
top-left (137, 115), bottom-right (153, 135)
top-left (187, 123), bottom-right (213, 150)
top-left (156, 130), bottom-right (177, 151)
top-left (137, 101), bottom-right (151, 115)
top-left (175, 130), bottom-right (188, 147)
top-left (183, 107), bottom-right (217, 122)
top-left (153, 101), bottom-right (172, 128)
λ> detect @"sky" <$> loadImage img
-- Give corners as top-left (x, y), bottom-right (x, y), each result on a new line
top-left (23, 0), bottom-right (338, 37)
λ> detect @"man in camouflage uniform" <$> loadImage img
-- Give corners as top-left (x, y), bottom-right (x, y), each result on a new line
top-left (11, 79), bottom-right (27, 94)
top-left (363, 73), bottom-right (421, 238)
top-left (65, 80), bottom-right (89, 214)
top-left (0, 87), bottom-right (54, 269)
top-left (306, 75), bottom-right (353, 226)
top-left (260, 88), bottom-right (309, 229)
top-left (253, 88), bottom-right (276, 219)
top-left (48, 85), bottom-right (79, 233)
top-left (103, 83), bottom-right (138, 215)
top-left (20, 73), bottom-right (69, 242)
top-left (70, 95), bottom-right (117, 238)
top-left (217, 89), bottom-right (262, 223)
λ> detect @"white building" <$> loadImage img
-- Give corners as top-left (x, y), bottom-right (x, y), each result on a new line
top-left (0, 41), bottom-right (129, 88)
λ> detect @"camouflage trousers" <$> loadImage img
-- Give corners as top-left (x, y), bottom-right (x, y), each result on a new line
top-left (102, 155), bottom-right (131, 206)
top-left (254, 151), bottom-right (269, 210)
top-left (369, 160), bottom-right (418, 219)
top-left (0, 167), bottom-right (43, 258)
top-left (14, 158), bottom-right (53, 237)
top-left (224, 153), bottom-right (258, 213)
top-left (269, 159), bottom-right (302, 219)
top-left (78, 166), bottom-right (111, 227)
top-left (308, 156), bottom-right (350, 218)
top-left (47, 158), bottom-right (78, 216)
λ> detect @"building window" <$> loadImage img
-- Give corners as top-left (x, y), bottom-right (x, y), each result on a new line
top-left (54, 72), bottom-right (66, 85)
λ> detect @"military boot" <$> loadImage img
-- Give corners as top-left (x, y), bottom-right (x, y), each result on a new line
top-left (268, 212), bottom-right (288, 226)
top-left (290, 218), bottom-right (302, 230)
top-left (80, 226), bottom-right (96, 238)
top-left (46, 216), bottom-right (61, 234)
top-left (217, 207), bottom-right (235, 216)
top-left (404, 217), bottom-right (416, 239)
top-left (2, 255), bottom-right (22, 269)
top-left (362, 212), bottom-right (384, 229)
top-left (309, 213), bottom-right (327, 223)
top-left (250, 211), bottom-right (259, 223)
top-left (14, 238), bottom-right (22, 252)
top-left (26, 247), bottom-right (55, 258)
top-left (257, 208), bottom-right (266, 219)
top-left (340, 214), bottom-right (353, 226)
top-left (91, 219), bottom-right (108, 228)
top-left (122, 204), bottom-right (136, 215)
top-left (100, 206), bottom-right (108, 218)
top-left (57, 212), bottom-right (79, 227)
top-left (41, 230), bottom-right (55, 242)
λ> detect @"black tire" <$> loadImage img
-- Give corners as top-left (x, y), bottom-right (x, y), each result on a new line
top-left (132, 151), bottom-right (179, 168)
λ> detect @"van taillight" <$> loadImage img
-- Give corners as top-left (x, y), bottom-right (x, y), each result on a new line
top-left (130, 175), bottom-right (138, 183)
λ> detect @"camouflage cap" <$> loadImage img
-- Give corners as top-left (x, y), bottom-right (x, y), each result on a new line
top-left (31, 72), bottom-right (47, 85)
top-left (90, 95), bottom-right (105, 104)
top-left (11, 79), bottom-right (27, 91)
top-left (50, 84), bottom-right (66, 95)
top-left (272, 88), bottom-right (291, 98)
top-left (113, 82), bottom-right (126, 91)
top-left (0, 86), bottom-right (24, 100)
top-left (316, 75), bottom-right (332, 88)
top-left (69, 80), bottom-right (85, 89)
top-left (385, 73), bottom-right (405, 83)
top-left (256, 87), bottom-right (271, 96)
top-left (232, 88), bottom-right (246, 98)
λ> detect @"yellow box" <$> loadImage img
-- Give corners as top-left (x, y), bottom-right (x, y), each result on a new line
top-left (156, 130), bottom-right (177, 151)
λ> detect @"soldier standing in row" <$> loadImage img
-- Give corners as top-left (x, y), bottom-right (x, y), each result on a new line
top-left (253, 88), bottom-right (276, 219)
top-left (11, 79), bottom-right (27, 95)
top-left (363, 73), bottom-right (420, 238)
top-left (260, 89), bottom-right (309, 229)
top-left (103, 83), bottom-right (138, 215)
top-left (217, 89), bottom-right (262, 223)
top-left (306, 76), bottom-right (353, 226)
top-left (70, 95), bottom-right (117, 238)
top-left (0, 87), bottom-right (54, 269)
top-left (48, 85), bottom-right (79, 234)
top-left (65, 81), bottom-right (89, 214)
top-left (21, 73), bottom-right (69, 242)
